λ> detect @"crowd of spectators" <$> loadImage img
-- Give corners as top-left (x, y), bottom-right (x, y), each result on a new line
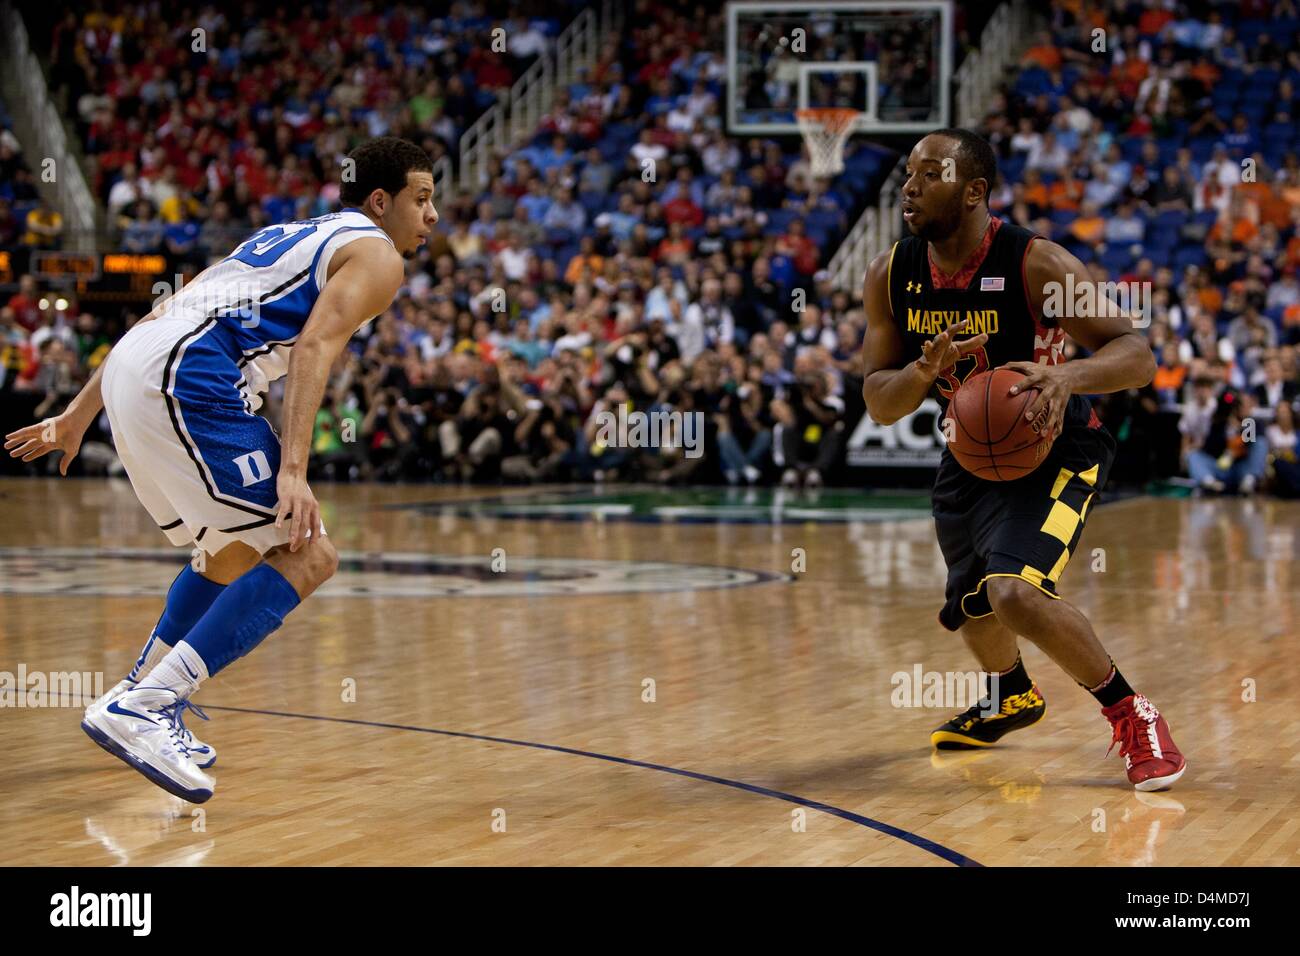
top-left (967, 0), bottom-right (1300, 496)
top-left (0, 101), bottom-right (67, 256)
top-left (25, 0), bottom-right (573, 257)
top-left (6, 0), bottom-right (1300, 497)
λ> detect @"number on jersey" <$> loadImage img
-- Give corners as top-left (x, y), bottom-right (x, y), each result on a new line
top-left (231, 223), bottom-right (319, 268)
top-left (935, 345), bottom-right (990, 401)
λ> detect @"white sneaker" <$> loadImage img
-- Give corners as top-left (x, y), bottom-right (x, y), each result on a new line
top-left (87, 678), bottom-right (133, 713)
top-left (804, 468), bottom-right (823, 488)
top-left (87, 679), bottom-right (216, 768)
top-left (1240, 474), bottom-right (1257, 495)
top-left (781, 468), bottom-right (800, 488)
top-left (81, 687), bottom-right (216, 803)
top-left (743, 465), bottom-right (761, 484)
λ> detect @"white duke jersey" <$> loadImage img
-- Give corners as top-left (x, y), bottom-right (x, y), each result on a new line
top-left (162, 208), bottom-right (393, 403)
top-left (99, 207), bottom-right (393, 555)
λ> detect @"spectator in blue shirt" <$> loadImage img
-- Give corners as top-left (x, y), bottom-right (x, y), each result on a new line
top-left (262, 181), bottom-right (297, 225)
top-left (519, 178), bottom-right (553, 223)
top-left (122, 200), bottom-right (165, 253)
top-left (602, 194), bottom-right (641, 243)
top-left (469, 201), bottom-right (498, 241)
top-left (1221, 114), bottom-right (1258, 159)
top-left (578, 148), bottom-right (614, 195)
top-left (533, 135), bottom-right (573, 175)
top-left (645, 77), bottom-right (677, 117)
top-left (1105, 200), bottom-right (1146, 245)
top-left (542, 187), bottom-right (586, 236)
top-left (165, 218), bottom-right (202, 264)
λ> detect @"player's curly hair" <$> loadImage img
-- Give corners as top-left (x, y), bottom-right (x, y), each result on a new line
top-left (930, 128), bottom-right (999, 200)
top-left (340, 137), bottom-right (433, 207)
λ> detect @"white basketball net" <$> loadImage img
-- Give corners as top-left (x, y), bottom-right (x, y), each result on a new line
top-left (796, 108), bottom-right (859, 178)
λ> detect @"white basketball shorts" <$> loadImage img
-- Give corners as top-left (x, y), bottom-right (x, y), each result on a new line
top-left (101, 316), bottom-right (304, 556)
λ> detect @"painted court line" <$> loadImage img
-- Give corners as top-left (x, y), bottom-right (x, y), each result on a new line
top-left (202, 702), bottom-right (983, 867)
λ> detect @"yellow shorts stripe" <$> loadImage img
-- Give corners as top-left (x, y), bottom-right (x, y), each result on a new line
top-left (959, 569), bottom-right (1062, 622)
top-left (1046, 546), bottom-right (1071, 584)
top-left (1049, 467), bottom-right (1074, 500)
top-left (1041, 499), bottom-right (1082, 546)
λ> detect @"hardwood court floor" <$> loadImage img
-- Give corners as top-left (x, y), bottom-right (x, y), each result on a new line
top-left (0, 476), bottom-right (1297, 866)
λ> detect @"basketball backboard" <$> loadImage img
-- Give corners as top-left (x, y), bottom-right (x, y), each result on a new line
top-left (726, 1), bottom-right (952, 135)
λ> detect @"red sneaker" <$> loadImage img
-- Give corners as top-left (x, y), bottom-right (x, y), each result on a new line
top-left (1101, 694), bottom-right (1186, 791)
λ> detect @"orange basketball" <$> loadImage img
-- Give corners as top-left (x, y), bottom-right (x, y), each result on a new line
top-left (944, 368), bottom-right (1053, 481)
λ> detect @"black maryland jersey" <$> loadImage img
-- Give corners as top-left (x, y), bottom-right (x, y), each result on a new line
top-left (887, 217), bottom-right (1091, 428)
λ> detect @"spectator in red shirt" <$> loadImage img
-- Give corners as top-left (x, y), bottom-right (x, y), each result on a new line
top-left (1138, 6), bottom-right (1175, 37)
top-left (778, 220), bottom-right (820, 278)
top-left (6, 276), bottom-right (43, 334)
top-left (664, 192), bottom-right (704, 228)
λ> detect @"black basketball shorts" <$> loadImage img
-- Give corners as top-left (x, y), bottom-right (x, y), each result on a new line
top-left (932, 421), bottom-right (1117, 632)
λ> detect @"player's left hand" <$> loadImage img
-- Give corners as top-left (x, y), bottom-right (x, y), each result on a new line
top-left (1001, 361), bottom-right (1072, 441)
top-left (275, 472), bottom-right (321, 552)
top-left (3, 413), bottom-right (87, 475)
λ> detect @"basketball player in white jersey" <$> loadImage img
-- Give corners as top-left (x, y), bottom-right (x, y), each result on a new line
top-left (4, 137), bottom-right (438, 802)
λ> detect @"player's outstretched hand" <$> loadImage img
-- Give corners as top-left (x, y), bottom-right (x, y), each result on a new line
top-left (3, 413), bottom-right (87, 475)
top-left (916, 318), bottom-right (989, 382)
top-left (1002, 361), bottom-right (1071, 440)
top-left (275, 472), bottom-right (321, 552)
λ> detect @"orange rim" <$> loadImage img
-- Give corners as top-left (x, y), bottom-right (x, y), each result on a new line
top-left (795, 108), bottom-right (860, 133)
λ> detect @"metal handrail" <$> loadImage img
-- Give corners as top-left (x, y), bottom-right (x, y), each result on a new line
top-left (0, 1), bottom-right (99, 252)
top-left (827, 160), bottom-right (905, 294)
top-left (458, 0), bottom-right (624, 194)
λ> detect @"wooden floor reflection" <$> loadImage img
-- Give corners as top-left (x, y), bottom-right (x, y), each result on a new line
top-left (1, 477), bottom-right (1296, 866)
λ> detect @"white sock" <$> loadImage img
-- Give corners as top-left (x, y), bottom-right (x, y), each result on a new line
top-left (125, 631), bottom-right (172, 683)
top-left (138, 641), bottom-right (209, 698)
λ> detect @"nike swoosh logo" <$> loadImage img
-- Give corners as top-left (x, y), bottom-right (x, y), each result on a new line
top-left (107, 700), bottom-right (152, 722)
top-left (182, 661), bottom-right (199, 680)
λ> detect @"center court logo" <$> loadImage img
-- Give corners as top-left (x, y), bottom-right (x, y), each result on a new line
top-left (49, 886), bottom-right (151, 936)
top-left (0, 665), bottom-right (104, 708)
top-left (593, 406), bottom-right (704, 459)
top-left (0, 548), bottom-right (781, 598)
top-left (891, 664), bottom-right (998, 715)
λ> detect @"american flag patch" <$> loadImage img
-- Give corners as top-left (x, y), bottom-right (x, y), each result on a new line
top-left (980, 277), bottom-right (1005, 291)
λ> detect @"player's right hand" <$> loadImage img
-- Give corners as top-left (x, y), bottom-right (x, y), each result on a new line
top-left (275, 472), bottom-right (321, 552)
top-left (3, 413), bottom-right (87, 475)
top-left (915, 318), bottom-right (989, 382)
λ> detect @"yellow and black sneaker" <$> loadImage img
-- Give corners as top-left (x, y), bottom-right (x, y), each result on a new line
top-left (930, 686), bottom-right (1046, 749)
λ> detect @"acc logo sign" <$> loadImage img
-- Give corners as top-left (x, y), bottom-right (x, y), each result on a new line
top-left (847, 398), bottom-right (945, 467)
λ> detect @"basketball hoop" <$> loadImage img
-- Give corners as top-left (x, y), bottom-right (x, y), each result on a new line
top-left (795, 108), bottom-right (859, 178)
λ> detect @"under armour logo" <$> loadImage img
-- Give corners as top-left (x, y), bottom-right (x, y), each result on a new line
top-left (232, 450), bottom-right (272, 487)
top-left (906, 280), bottom-right (921, 293)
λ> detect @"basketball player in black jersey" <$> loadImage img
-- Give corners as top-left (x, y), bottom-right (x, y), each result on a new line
top-left (861, 129), bottom-right (1185, 791)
